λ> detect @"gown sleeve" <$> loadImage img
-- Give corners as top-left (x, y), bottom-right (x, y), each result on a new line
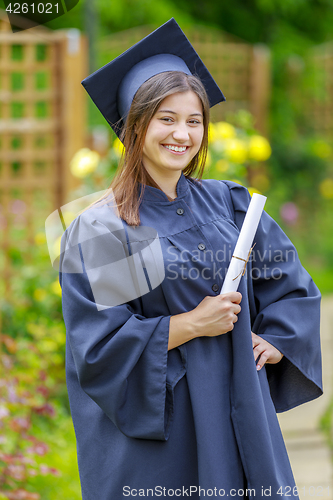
top-left (222, 181), bottom-right (323, 412)
top-left (59, 209), bottom-right (181, 441)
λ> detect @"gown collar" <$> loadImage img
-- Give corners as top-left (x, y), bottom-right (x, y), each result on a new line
top-left (138, 171), bottom-right (190, 203)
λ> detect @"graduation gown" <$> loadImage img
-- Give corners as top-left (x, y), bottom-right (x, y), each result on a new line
top-left (60, 173), bottom-right (322, 499)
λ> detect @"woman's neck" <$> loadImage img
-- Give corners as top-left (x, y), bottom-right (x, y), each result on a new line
top-left (143, 169), bottom-right (180, 200)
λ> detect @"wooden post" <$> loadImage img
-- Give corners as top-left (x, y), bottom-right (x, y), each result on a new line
top-left (249, 44), bottom-right (271, 136)
top-left (52, 29), bottom-right (88, 206)
top-left (56, 29), bottom-right (89, 203)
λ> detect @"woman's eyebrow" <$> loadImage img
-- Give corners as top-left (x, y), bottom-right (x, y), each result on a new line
top-left (157, 109), bottom-right (203, 117)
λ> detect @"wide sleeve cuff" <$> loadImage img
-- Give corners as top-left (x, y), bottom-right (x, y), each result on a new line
top-left (60, 211), bottom-right (185, 440)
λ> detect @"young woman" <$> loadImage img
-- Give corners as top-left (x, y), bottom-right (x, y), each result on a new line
top-left (60, 19), bottom-right (322, 500)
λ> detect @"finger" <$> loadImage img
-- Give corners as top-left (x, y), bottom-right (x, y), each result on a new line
top-left (252, 333), bottom-right (268, 350)
top-left (234, 304), bottom-right (241, 315)
top-left (252, 337), bottom-right (261, 348)
top-left (221, 292), bottom-right (242, 304)
top-left (233, 292), bottom-right (242, 304)
top-left (253, 345), bottom-right (263, 361)
top-left (252, 334), bottom-right (262, 349)
top-left (230, 304), bottom-right (241, 316)
top-left (256, 350), bottom-right (269, 371)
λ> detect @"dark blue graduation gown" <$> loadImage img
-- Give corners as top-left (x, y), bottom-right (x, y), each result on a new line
top-left (60, 173), bottom-right (322, 499)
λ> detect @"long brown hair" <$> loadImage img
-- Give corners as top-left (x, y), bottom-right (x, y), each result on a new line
top-left (106, 71), bottom-right (210, 226)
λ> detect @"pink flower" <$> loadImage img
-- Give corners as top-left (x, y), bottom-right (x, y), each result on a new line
top-left (10, 199), bottom-right (26, 214)
top-left (0, 405), bottom-right (9, 419)
top-left (7, 464), bottom-right (26, 481)
top-left (280, 202), bottom-right (299, 225)
top-left (6, 489), bottom-right (40, 500)
top-left (38, 465), bottom-right (60, 476)
top-left (10, 417), bottom-right (31, 432)
top-left (33, 403), bottom-right (55, 418)
top-left (33, 442), bottom-right (49, 456)
top-left (36, 385), bottom-right (49, 397)
top-left (38, 371), bottom-right (47, 381)
top-left (49, 467), bottom-right (60, 476)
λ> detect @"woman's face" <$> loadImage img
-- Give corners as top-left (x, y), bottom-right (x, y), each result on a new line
top-left (142, 90), bottom-right (204, 181)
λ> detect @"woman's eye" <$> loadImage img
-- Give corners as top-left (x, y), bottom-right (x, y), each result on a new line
top-left (161, 117), bottom-right (173, 122)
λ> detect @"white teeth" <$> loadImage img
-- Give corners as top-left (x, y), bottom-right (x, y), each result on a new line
top-left (164, 145), bottom-right (187, 152)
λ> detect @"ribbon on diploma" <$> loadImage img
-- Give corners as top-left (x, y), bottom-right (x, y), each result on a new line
top-left (220, 193), bottom-right (267, 295)
top-left (232, 243), bottom-right (256, 281)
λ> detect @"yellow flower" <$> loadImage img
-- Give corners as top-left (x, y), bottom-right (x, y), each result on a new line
top-left (205, 150), bottom-right (212, 168)
top-left (33, 288), bottom-right (47, 302)
top-left (209, 122), bottom-right (236, 145)
top-left (319, 178), bottom-right (333, 199)
top-left (312, 140), bottom-right (332, 159)
top-left (51, 280), bottom-right (62, 297)
top-left (208, 123), bottom-right (217, 144)
top-left (215, 159), bottom-right (230, 173)
top-left (113, 137), bottom-right (125, 157)
top-left (40, 339), bottom-right (59, 353)
top-left (34, 231), bottom-right (46, 245)
top-left (248, 186), bottom-right (262, 196)
top-left (70, 148), bottom-right (100, 178)
top-left (215, 122), bottom-right (236, 140)
top-left (248, 136), bottom-right (272, 161)
top-left (224, 139), bottom-right (248, 164)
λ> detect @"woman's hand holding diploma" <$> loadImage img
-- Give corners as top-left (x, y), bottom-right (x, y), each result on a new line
top-left (168, 292), bottom-right (242, 350)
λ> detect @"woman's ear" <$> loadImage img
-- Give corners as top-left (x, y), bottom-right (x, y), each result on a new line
top-left (134, 115), bottom-right (145, 135)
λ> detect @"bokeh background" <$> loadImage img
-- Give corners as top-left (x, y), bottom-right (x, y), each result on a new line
top-left (0, 0), bottom-right (333, 498)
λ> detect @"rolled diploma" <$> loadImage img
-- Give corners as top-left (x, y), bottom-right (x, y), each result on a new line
top-left (220, 193), bottom-right (267, 294)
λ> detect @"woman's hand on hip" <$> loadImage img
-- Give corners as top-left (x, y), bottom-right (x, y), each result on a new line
top-left (251, 331), bottom-right (283, 371)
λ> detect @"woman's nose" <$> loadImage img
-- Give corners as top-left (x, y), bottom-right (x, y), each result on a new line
top-left (172, 123), bottom-right (189, 142)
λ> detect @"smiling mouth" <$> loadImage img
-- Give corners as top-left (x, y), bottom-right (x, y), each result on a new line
top-left (162, 144), bottom-right (189, 153)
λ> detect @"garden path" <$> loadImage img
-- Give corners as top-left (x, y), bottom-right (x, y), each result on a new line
top-left (278, 295), bottom-right (333, 499)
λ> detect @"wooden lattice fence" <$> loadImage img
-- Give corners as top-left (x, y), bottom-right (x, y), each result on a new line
top-left (307, 42), bottom-right (333, 137)
top-left (283, 42), bottom-right (333, 139)
top-left (0, 11), bottom-right (87, 299)
top-left (98, 24), bottom-right (271, 134)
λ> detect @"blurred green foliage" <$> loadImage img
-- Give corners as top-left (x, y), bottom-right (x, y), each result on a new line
top-left (1, 235), bottom-right (80, 499)
top-left (42, 0), bottom-right (333, 46)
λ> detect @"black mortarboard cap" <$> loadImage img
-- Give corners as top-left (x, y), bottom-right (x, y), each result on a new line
top-left (81, 18), bottom-right (226, 139)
